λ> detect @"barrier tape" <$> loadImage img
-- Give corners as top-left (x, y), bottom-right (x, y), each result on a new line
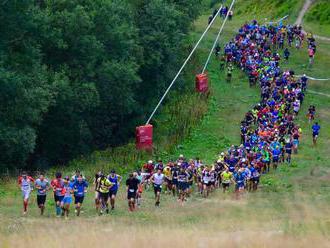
top-left (294, 75), bottom-right (330, 81)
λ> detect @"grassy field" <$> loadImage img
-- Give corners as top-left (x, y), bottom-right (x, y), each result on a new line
top-left (303, 0), bottom-right (330, 37)
top-left (1, 0), bottom-right (330, 247)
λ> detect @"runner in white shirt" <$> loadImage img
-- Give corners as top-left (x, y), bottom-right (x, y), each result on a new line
top-left (18, 172), bottom-right (35, 215)
top-left (202, 167), bottom-right (212, 198)
top-left (150, 169), bottom-right (165, 207)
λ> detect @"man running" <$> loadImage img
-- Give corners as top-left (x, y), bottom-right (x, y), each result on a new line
top-left (61, 176), bottom-right (74, 218)
top-left (136, 170), bottom-right (143, 207)
top-left (96, 173), bottom-right (113, 215)
top-left (93, 171), bottom-right (102, 212)
top-left (312, 122), bottom-right (321, 146)
top-left (227, 63), bottom-right (233, 82)
top-left (272, 146), bottom-right (281, 170)
top-left (221, 167), bottom-right (232, 193)
top-left (285, 140), bottom-right (293, 163)
top-left (150, 169), bottom-right (165, 207)
top-left (108, 170), bottom-right (122, 210)
top-left (51, 172), bottom-right (65, 217)
top-left (202, 167), bottom-right (212, 198)
top-left (72, 175), bottom-right (88, 216)
top-left (126, 173), bottom-right (140, 211)
top-left (177, 167), bottom-right (189, 204)
top-left (234, 169), bottom-right (246, 198)
top-left (18, 172), bottom-right (34, 215)
top-left (35, 174), bottom-right (50, 215)
top-left (163, 164), bottom-right (172, 194)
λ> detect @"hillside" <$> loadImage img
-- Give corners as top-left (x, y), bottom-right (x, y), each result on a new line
top-left (1, 0), bottom-right (330, 247)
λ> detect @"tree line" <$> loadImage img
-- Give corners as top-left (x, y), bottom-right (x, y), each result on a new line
top-left (0, 0), bottom-right (202, 170)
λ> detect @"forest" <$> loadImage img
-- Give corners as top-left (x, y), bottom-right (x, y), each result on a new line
top-left (0, 0), bottom-right (202, 170)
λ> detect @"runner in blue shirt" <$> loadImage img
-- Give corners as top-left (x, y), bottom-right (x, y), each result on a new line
top-left (272, 147), bottom-right (281, 170)
top-left (234, 169), bottom-right (245, 199)
top-left (61, 176), bottom-right (74, 218)
top-left (35, 174), bottom-right (50, 215)
top-left (72, 175), bottom-right (88, 216)
top-left (312, 122), bottom-right (321, 145)
top-left (108, 170), bottom-right (122, 210)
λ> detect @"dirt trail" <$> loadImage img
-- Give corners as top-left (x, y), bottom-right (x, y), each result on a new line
top-left (296, 0), bottom-right (330, 42)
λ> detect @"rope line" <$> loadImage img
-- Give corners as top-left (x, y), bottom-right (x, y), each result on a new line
top-left (264, 15), bottom-right (289, 25)
top-left (202, 0), bottom-right (236, 74)
top-left (145, 5), bottom-right (223, 125)
top-left (307, 89), bottom-right (330, 97)
top-left (294, 75), bottom-right (330, 81)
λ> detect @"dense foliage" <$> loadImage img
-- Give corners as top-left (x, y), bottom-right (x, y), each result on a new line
top-left (0, 0), bottom-right (202, 170)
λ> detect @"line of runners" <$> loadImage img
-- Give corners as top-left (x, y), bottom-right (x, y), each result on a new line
top-left (17, 19), bottom-right (321, 217)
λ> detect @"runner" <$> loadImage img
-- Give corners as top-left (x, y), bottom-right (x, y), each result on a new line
top-left (96, 173), bottom-right (113, 215)
top-left (51, 172), bottom-right (65, 217)
top-left (312, 122), bottom-right (321, 146)
top-left (272, 146), bottom-right (281, 170)
top-left (72, 175), bottom-right (88, 216)
top-left (226, 63), bottom-right (233, 82)
top-left (163, 164), bottom-right (173, 194)
top-left (177, 167), bottom-right (189, 204)
top-left (202, 167), bottom-right (212, 198)
top-left (221, 167), bottom-right (233, 193)
top-left (136, 170), bottom-right (143, 207)
top-left (126, 173), bottom-right (140, 211)
top-left (251, 163), bottom-right (260, 191)
top-left (61, 176), bottom-right (74, 219)
top-left (150, 169), bottom-right (165, 207)
top-left (18, 172), bottom-right (34, 215)
top-left (108, 170), bottom-right (122, 210)
top-left (234, 169), bottom-right (245, 198)
top-left (285, 139), bottom-right (293, 164)
top-left (228, 10), bottom-right (233, 21)
top-left (284, 48), bottom-right (290, 61)
top-left (171, 163), bottom-right (179, 197)
top-left (307, 105), bottom-right (316, 122)
top-left (34, 174), bottom-right (50, 215)
top-left (308, 47), bottom-right (315, 67)
top-left (93, 171), bottom-right (102, 212)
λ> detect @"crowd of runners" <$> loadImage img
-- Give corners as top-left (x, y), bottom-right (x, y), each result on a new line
top-left (17, 19), bottom-right (321, 218)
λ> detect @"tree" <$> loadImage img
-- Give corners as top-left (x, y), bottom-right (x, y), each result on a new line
top-left (0, 1), bottom-right (54, 170)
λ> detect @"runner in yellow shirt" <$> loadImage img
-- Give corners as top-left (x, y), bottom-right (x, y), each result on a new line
top-left (96, 174), bottom-right (113, 215)
top-left (221, 167), bottom-right (233, 193)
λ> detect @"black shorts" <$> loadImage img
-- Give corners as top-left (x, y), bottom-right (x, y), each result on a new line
top-left (109, 189), bottom-right (118, 197)
top-left (74, 196), bottom-right (84, 204)
top-left (273, 157), bottom-right (279, 163)
top-left (222, 182), bottom-right (230, 188)
top-left (54, 194), bottom-right (64, 203)
top-left (203, 181), bottom-right (212, 187)
top-left (165, 178), bottom-right (172, 185)
top-left (127, 190), bottom-right (137, 200)
top-left (172, 179), bottom-right (178, 187)
top-left (253, 177), bottom-right (260, 184)
top-left (286, 149), bottom-right (292, 154)
top-left (99, 192), bottom-right (109, 202)
top-left (178, 182), bottom-right (187, 191)
top-left (153, 184), bottom-right (162, 195)
top-left (37, 195), bottom-right (46, 205)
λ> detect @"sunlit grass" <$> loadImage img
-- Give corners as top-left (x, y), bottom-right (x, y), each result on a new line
top-left (1, 0), bottom-right (330, 247)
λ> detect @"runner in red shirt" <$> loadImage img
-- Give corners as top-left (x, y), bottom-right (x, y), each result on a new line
top-left (18, 172), bottom-right (34, 215)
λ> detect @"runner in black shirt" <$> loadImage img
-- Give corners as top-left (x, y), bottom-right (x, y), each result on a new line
top-left (126, 173), bottom-right (140, 211)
